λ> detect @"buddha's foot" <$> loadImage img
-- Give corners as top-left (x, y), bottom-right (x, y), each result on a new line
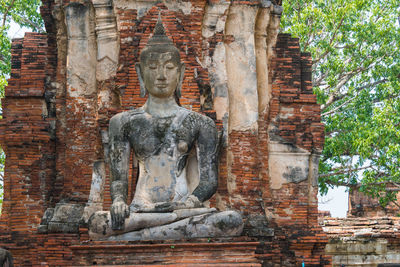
top-left (107, 210), bottom-right (243, 241)
top-left (89, 207), bottom-right (217, 240)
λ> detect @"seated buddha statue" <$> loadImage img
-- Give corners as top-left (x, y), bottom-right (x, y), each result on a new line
top-left (88, 16), bottom-right (243, 241)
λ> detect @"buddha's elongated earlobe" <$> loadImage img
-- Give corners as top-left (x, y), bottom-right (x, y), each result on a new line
top-left (176, 63), bottom-right (185, 98)
top-left (135, 63), bottom-right (147, 98)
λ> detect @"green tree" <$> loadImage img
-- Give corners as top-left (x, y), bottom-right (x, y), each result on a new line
top-left (281, 0), bottom-right (400, 209)
top-left (0, 0), bottom-right (44, 211)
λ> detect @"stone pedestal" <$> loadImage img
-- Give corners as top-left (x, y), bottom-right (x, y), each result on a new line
top-left (71, 239), bottom-right (261, 266)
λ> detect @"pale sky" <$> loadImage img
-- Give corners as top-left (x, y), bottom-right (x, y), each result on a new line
top-left (8, 22), bottom-right (29, 39)
top-left (318, 187), bottom-right (348, 217)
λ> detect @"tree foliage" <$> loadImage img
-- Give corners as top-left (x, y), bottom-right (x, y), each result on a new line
top-left (0, 0), bottom-right (44, 210)
top-left (281, 0), bottom-right (400, 208)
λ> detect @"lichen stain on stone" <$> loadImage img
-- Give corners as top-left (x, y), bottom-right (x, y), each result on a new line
top-left (282, 166), bottom-right (308, 183)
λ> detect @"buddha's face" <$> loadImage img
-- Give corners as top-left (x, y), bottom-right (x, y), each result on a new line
top-left (141, 51), bottom-right (183, 98)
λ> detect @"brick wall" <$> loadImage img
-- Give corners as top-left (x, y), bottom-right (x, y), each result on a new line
top-left (0, 32), bottom-right (57, 262)
top-left (258, 33), bottom-right (328, 266)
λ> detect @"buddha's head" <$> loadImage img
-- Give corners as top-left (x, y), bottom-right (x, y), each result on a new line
top-left (136, 15), bottom-right (185, 99)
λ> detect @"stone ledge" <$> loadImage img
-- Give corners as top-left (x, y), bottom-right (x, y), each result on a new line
top-left (92, 265), bottom-right (258, 267)
top-left (321, 216), bottom-right (400, 238)
top-left (71, 239), bottom-right (261, 266)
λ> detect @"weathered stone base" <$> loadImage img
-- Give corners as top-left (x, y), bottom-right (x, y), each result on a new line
top-left (323, 217), bottom-right (400, 267)
top-left (71, 239), bottom-right (261, 266)
top-left (0, 228), bottom-right (329, 266)
top-left (326, 237), bottom-right (400, 267)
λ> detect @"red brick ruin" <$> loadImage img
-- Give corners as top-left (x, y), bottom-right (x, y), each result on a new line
top-left (0, 0), bottom-right (330, 265)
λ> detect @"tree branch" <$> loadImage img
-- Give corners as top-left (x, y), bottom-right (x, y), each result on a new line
top-left (321, 72), bottom-right (357, 110)
top-left (354, 78), bottom-right (388, 93)
top-left (322, 79), bottom-right (389, 116)
top-left (324, 178), bottom-right (400, 192)
top-left (321, 60), bottom-right (385, 111)
top-left (372, 90), bottom-right (400, 104)
top-left (322, 95), bottom-right (356, 116)
top-left (2, 0), bottom-right (16, 27)
top-left (312, 15), bottom-right (345, 65)
top-left (15, 16), bottom-right (44, 32)
top-left (319, 165), bottom-right (372, 178)
top-left (312, 72), bottom-right (328, 88)
top-left (390, 200), bottom-right (400, 209)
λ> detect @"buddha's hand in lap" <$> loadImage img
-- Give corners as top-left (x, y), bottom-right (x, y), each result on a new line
top-left (110, 200), bottom-right (129, 230)
top-left (155, 195), bottom-right (204, 212)
top-left (179, 195), bottom-right (204, 210)
top-left (131, 195), bottom-right (204, 213)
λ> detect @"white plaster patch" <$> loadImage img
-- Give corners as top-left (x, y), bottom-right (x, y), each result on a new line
top-left (283, 208), bottom-right (293, 215)
top-left (67, 74), bottom-right (88, 98)
top-left (210, 43), bottom-right (229, 121)
top-left (279, 107), bottom-right (294, 119)
top-left (114, 0), bottom-right (193, 18)
top-left (165, 1), bottom-right (192, 15)
top-left (93, 0), bottom-right (119, 81)
top-left (214, 193), bottom-right (228, 211)
top-left (213, 97), bottom-right (228, 121)
top-left (114, 0), bottom-right (156, 16)
top-left (225, 5), bottom-right (259, 132)
top-left (41, 100), bottom-right (48, 118)
top-left (202, 3), bottom-right (229, 39)
top-left (254, 7), bottom-right (271, 115)
top-left (65, 3), bottom-right (96, 97)
top-left (97, 56), bottom-right (118, 81)
top-left (98, 89), bottom-right (112, 109)
top-left (269, 142), bottom-right (310, 189)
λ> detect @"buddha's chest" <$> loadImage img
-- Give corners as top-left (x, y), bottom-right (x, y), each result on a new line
top-left (126, 116), bottom-right (196, 159)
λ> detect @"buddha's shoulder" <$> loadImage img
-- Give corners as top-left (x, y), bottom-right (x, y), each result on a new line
top-left (181, 108), bottom-right (216, 129)
top-left (109, 108), bottom-right (146, 125)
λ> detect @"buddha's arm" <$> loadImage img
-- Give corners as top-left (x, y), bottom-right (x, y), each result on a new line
top-left (192, 117), bottom-right (219, 202)
top-left (109, 113), bottom-right (130, 229)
